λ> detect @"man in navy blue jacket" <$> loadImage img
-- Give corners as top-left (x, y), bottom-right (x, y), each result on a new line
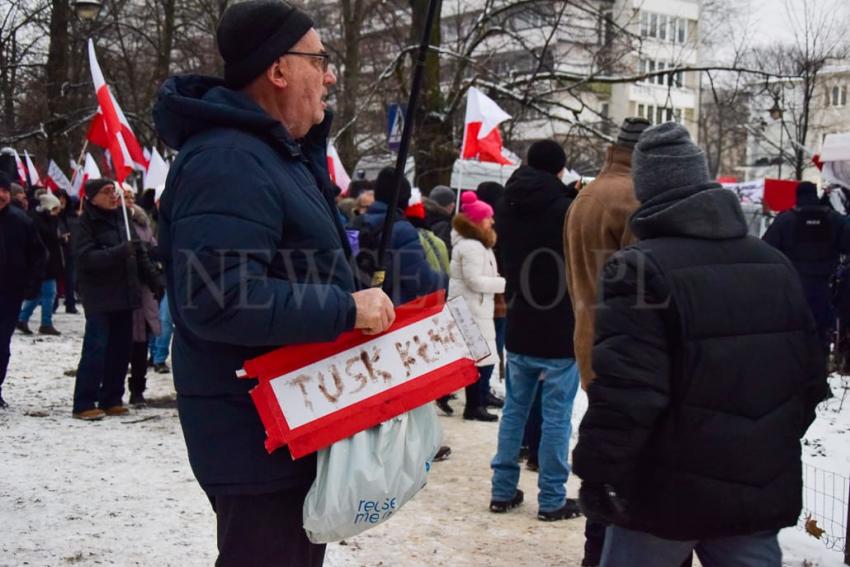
top-left (153, 1), bottom-right (394, 564)
top-left (0, 171), bottom-right (46, 408)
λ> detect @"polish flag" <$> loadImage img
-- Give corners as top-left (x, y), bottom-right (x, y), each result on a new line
top-left (461, 87), bottom-right (513, 165)
top-left (144, 147), bottom-right (169, 192)
top-left (11, 149), bottom-right (27, 184)
top-left (45, 160), bottom-right (73, 193)
top-left (24, 150), bottom-right (42, 186)
top-left (71, 152), bottom-right (102, 198)
top-left (87, 39), bottom-right (148, 182)
top-left (326, 142), bottom-right (351, 194)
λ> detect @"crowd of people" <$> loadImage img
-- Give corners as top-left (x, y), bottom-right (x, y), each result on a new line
top-left (1, 0), bottom-right (845, 565)
top-left (0, 173), bottom-right (172, 415)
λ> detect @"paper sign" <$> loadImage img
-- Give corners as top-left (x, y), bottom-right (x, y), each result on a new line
top-left (240, 291), bottom-right (484, 458)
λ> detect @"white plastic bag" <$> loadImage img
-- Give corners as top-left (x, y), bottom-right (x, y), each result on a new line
top-left (302, 404), bottom-right (442, 543)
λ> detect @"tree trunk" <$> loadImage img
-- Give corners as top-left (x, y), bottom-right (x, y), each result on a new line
top-left (45, 0), bottom-right (71, 167)
top-left (337, 0), bottom-right (362, 173)
top-left (154, 0), bottom-right (176, 89)
top-left (409, 0), bottom-right (453, 194)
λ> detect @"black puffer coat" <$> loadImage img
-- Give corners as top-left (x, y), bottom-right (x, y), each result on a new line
top-left (572, 184), bottom-right (828, 541)
top-left (497, 165), bottom-right (577, 358)
top-left (74, 201), bottom-right (162, 314)
top-left (32, 210), bottom-right (64, 281)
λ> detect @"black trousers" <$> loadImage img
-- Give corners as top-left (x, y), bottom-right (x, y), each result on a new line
top-left (208, 484), bottom-right (325, 567)
top-left (0, 293), bottom-right (23, 392)
top-left (128, 337), bottom-right (149, 395)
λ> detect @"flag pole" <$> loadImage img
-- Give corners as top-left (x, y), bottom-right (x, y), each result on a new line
top-left (116, 184), bottom-right (133, 241)
top-left (371, 0), bottom-right (440, 288)
top-left (456, 160), bottom-right (465, 213)
top-left (70, 140), bottom-right (89, 187)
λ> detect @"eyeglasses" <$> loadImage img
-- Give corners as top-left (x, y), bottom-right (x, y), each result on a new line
top-left (281, 51), bottom-right (331, 73)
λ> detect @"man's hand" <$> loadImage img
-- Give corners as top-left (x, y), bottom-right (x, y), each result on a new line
top-left (352, 288), bottom-right (395, 335)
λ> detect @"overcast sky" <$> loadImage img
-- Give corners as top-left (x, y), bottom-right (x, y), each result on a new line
top-left (742, 0), bottom-right (846, 46)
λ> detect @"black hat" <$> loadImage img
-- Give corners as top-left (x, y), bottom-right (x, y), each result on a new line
top-left (476, 181), bottom-right (504, 208)
top-left (527, 140), bottom-right (566, 175)
top-left (374, 167), bottom-right (411, 209)
top-left (0, 171), bottom-right (10, 191)
top-left (84, 178), bottom-right (115, 201)
top-left (217, 0), bottom-right (315, 89)
top-left (617, 117), bottom-right (651, 148)
top-left (796, 181), bottom-right (819, 207)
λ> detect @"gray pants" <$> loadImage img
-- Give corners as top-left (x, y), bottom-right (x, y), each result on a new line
top-left (601, 525), bottom-right (781, 567)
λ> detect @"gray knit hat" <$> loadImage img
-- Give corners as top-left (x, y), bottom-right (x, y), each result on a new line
top-left (632, 122), bottom-right (710, 203)
top-left (430, 185), bottom-right (456, 207)
top-left (617, 117), bottom-right (651, 148)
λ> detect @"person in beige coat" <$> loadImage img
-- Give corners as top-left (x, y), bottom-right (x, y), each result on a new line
top-left (449, 191), bottom-right (505, 422)
top-left (563, 117), bottom-right (650, 567)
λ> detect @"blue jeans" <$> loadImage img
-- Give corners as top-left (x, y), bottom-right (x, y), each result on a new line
top-left (491, 352), bottom-right (580, 512)
top-left (73, 310), bottom-right (133, 413)
top-left (19, 279), bottom-right (57, 327)
top-left (149, 293), bottom-right (173, 364)
top-left (601, 526), bottom-right (781, 567)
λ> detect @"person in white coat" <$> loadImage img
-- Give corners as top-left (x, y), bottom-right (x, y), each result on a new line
top-left (448, 191), bottom-right (505, 422)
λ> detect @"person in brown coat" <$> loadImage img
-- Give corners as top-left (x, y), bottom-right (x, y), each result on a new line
top-left (564, 117), bottom-right (649, 390)
top-left (563, 116), bottom-right (650, 567)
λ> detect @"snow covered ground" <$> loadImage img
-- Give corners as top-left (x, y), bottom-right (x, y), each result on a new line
top-left (0, 310), bottom-right (847, 566)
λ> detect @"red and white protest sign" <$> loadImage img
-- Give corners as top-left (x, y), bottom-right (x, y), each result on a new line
top-left (239, 291), bottom-right (487, 459)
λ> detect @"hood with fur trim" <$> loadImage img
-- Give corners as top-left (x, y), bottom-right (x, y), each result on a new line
top-left (452, 213), bottom-right (496, 248)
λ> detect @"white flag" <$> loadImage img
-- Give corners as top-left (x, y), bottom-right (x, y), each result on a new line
top-left (24, 150), bottom-right (41, 186)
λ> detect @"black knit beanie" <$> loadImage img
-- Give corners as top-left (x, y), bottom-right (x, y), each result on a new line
top-left (217, 0), bottom-right (315, 89)
top-left (374, 167), bottom-right (411, 209)
top-left (85, 178), bottom-right (115, 201)
top-left (527, 140), bottom-right (567, 175)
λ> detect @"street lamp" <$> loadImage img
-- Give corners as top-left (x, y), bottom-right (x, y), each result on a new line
top-left (72, 0), bottom-right (102, 21)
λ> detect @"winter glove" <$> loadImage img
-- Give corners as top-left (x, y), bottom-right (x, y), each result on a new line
top-left (578, 482), bottom-right (630, 526)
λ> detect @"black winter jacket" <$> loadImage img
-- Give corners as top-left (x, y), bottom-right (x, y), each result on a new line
top-left (32, 210), bottom-right (64, 281)
top-left (74, 201), bottom-right (161, 315)
top-left (0, 204), bottom-right (46, 297)
top-left (763, 204), bottom-right (850, 278)
top-left (154, 75), bottom-right (358, 495)
top-left (497, 166), bottom-right (576, 358)
top-left (572, 184), bottom-right (828, 540)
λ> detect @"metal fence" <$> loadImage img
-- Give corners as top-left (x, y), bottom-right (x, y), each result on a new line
top-left (797, 462), bottom-right (848, 558)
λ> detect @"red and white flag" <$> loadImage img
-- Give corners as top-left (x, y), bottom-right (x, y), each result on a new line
top-left (71, 152), bottom-right (102, 198)
top-left (45, 160), bottom-right (73, 193)
top-left (144, 147), bottom-right (169, 192)
top-left (326, 142), bottom-right (351, 194)
top-left (24, 150), bottom-right (41, 186)
top-left (461, 87), bottom-right (512, 165)
top-left (87, 39), bottom-right (148, 182)
top-left (11, 149), bottom-right (27, 184)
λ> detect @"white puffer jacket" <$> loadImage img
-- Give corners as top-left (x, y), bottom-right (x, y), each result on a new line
top-left (448, 216), bottom-right (505, 367)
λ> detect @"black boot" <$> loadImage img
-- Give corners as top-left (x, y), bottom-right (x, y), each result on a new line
top-left (463, 406), bottom-right (498, 422)
top-left (435, 396), bottom-right (454, 416)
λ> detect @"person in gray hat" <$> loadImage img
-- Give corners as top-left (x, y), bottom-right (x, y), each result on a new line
top-left (152, 1), bottom-right (395, 564)
top-left (424, 184), bottom-right (456, 253)
top-left (572, 122), bottom-right (827, 566)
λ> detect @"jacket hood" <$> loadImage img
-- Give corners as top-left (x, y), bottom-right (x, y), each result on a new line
top-left (153, 75), bottom-right (301, 156)
top-left (452, 213), bottom-right (496, 248)
top-left (630, 183), bottom-right (748, 241)
top-left (503, 165), bottom-right (576, 214)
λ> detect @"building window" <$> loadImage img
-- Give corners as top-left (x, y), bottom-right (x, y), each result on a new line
top-left (843, 87), bottom-right (848, 106)
top-left (640, 59), bottom-right (683, 87)
top-left (636, 103), bottom-right (685, 125)
top-left (640, 11), bottom-right (689, 44)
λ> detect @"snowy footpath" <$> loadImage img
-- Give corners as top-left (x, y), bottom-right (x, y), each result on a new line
top-left (0, 311), bottom-right (847, 566)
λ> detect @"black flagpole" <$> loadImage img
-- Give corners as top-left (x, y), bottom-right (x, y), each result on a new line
top-left (371, 0), bottom-right (440, 288)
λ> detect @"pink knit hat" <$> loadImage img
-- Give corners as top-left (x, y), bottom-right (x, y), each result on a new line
top-left (460, 191), bottom-right (494, 223)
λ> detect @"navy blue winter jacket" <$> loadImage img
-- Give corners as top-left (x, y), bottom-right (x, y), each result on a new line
top-left (360, 201), bottom-right (447, 305)
top-left (153, 75), bottom-right (357, 495)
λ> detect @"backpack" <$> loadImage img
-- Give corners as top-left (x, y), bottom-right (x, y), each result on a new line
top-left (417, 228), bottom-right (450, 273)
